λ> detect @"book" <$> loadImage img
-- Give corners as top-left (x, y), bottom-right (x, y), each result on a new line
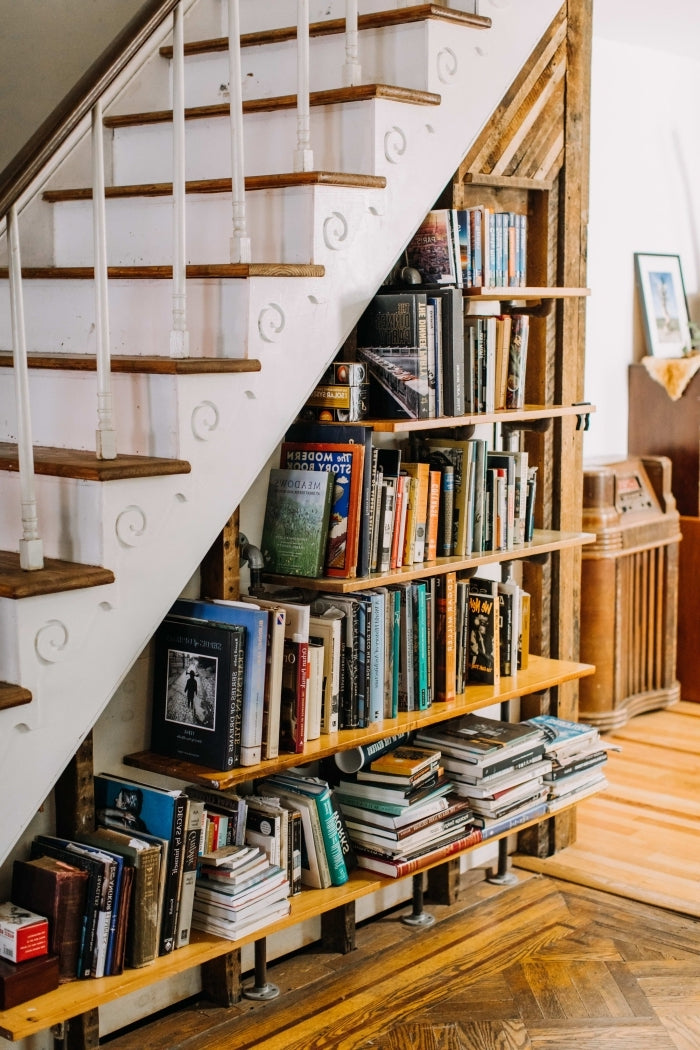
top-left (404, 209), bottom-right (460, 286)
top-left (171, 598), bottom-right (268, 767)
top-left (11, 856), bottom-right (87, 982)
top-left (284, 421), bottom-right (375, 578)
top-left (425, 437), bottom-right (473, 557)
top-left (356, 290), bottom-right (429, 350)
top-left (150, 615), bottom-right (246, 771)
top-left (467, 578), bottom-right (501, 686)
top-left (309, 607), bottom-right (344, 734)
top-left (354, 827), bottom-right (482, 878)
top-left (94, 773), bottom-right (188, 957)
top-left (175, 798), bottom-right (205, 949)
top-left (280, 440), bottom-right (365, 578)
top-left (431, 286), bottom-right (465, 416)
top-left (305, 637), bottom-right (325, 740)
top-left (421, 712), bottom-right (543, 760)
top-left (360, 347), bottom-right (431, 420)
top-left (77, 825), bottom-right (162, 969)
top-left (400, 461), bottom-right (430, 564)
top-left (525, 714), bottom-right (601, 760)
top-left (334, 733), bottom-right (410, 775)
top-left (369, 745), bottom-right (442, 779)
top-left (505, 313), bottom-right (530, 409)
top-left (260, 466), bottom-right (334, 578)
top-left (239, 595), bottom-right (286, 760)
top-left (184, 786), bottom-right (248, 847)
top-left (434, 571), bottom-right (457, 702)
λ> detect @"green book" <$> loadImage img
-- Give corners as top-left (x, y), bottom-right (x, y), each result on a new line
top-left (260, 467), bottom-right (334, 577)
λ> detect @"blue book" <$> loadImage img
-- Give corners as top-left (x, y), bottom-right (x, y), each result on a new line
top-left (170, 597), bottom-right (268, 767)
top-left (94, 773), bottom-right (188, 956)
top-left (355, 590), bottom-right (386, 725)
top-left (412, 581), bottom-right (429, 710)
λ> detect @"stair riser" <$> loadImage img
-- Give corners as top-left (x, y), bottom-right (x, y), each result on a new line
top-left (0, 278), bottom-right (249, 357)
top-left (110, 100), bottom-right (395, 183)
top-left (48, 184), bottom-right (384, 268)
top-left (183, 23), bottom-right (434, 108)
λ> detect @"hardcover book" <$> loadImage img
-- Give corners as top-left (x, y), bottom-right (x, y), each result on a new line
top-left (260, 466), bottom-right (334, 578)
top-left (467, 578), bottom-right (501, 686)
top-left (150, 615), bottom-right (246, 771)
top-left (171, 598), bottom-right (269, 767)
top-left (280, 440), bottom-right (365, 578)
top-left (11, 857), bottom-right (87, 982)
top-left (404, 209), bottom-right (461, 286)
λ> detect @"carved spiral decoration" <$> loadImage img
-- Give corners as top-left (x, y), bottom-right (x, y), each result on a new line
top-left (323, 211), bottom-right (349, 251)
top-left (35, 619), bottom-right (69, 664)
top-left (384, 126), bottom-right (407, 165)
top-left (437, 47), bottom-right (458, 84)
top-left (116, 504), bottom-right (147, 548)
top-left (258, 303), bottom-right (286, 343)
top-left (192, 400), bottom-right (220, 441)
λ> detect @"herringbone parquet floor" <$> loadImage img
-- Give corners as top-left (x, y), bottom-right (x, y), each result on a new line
top-left (106, 703), bottom-right (700, 1050)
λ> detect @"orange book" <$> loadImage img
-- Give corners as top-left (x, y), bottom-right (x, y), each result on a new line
top-left (435, 571), bottom-right (457, 702)
top-left (401, 461), bottom-right (430, 564)
top-left (390, 474), bottom-right (407, 570)
top-left (425, 469), bottom-right (442, 561)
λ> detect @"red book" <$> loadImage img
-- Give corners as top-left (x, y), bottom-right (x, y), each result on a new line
top-left (280, 440), bottom-right (365, 578)
top-left (354, 827), bottom-right (482, 878)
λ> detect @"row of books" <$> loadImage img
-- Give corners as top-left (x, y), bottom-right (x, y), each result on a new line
top-left (260, 423), bottom-right (536, 587)
top-left (403, 207), bottom-right (528, 290)
top-left (355, 288), bottom-right (530, 421)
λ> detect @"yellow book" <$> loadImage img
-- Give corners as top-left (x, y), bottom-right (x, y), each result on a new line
top-left (401, 461), bottom-right (430, 564)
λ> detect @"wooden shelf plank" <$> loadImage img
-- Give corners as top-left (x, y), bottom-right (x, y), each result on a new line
top-left (0, 799), bottom-right (586, 1043)
top-left (0, 682), bottom-right (32, 710)
top-left (260, 529), bottom-right (596, 593)
top-left (124, 654), bottom-right (594, 790)
top-left (0, 354), bottom-right (261, 375)
top-left (462, 286), bottom-right (590, 300)
top-left (365, 403), bottom-right (596, 433)
top-left (0, 444), bottom-right (190, 482)
top-left (0, 551), bottom-right (115, 599)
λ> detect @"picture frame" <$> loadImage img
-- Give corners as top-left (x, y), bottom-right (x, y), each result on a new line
top-left (634, 252), bottom-right (692, 358)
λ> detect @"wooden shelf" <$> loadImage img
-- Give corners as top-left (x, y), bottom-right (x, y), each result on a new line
top-left (124, 654), bottom-right (594, 790)
top-left (0, 801), bottom-right (579, 1043)
top-left (462, 286), bottom-right (589, 301)
top-left (366, 402), bottom-right (595, 433)
top-left (260, 528), bottom-right (595, 594)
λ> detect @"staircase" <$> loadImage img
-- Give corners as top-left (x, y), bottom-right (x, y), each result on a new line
top-left (0, 0), bottom-right (562, 870)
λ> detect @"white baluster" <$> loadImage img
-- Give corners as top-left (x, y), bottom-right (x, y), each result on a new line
top-left (294, 0), bottom-right (314, 172)
top-left (92, 100), bottom-right (117, 459)
top-left (7, 206), bottom-right (43, 570)
top-left (170, 1), bottom-right (190, 357)
top-left (343, 0), bottom-right (361, 86)
top-left (228, 0), bottom-right (251, 262)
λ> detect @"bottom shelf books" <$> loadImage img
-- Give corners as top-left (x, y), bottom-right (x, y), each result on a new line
top-left (192, 846), bottom-right (291, 941)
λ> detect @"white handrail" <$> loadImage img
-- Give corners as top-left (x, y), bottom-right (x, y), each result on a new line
top-left (343, 0), bottom-right (361, 86)
top-left (7, 206), bottom-right (43, 570)
top-left (294, 0), bottom-right (313, 172)
top-left (170, 0), bottom-right (190, 357)
top-left (92, 99), bottom-right (117, 460)
top-left (228, 0), bottom-right (251, 263)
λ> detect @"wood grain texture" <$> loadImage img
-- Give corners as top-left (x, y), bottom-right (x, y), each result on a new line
top-left (0, 550), bottom-right (114, 599)
top-left (0, 443), bottom-right (190, 481)
top-left (0, 263), bottom-right (324, 280)
top-left (0, 353), bottom-right (261, 374)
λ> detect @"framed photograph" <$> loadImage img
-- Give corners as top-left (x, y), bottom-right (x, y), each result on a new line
top-left (634, 252), bottom-right (692, 358)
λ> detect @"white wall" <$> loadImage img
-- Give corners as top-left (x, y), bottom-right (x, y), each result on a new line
top-left (584, 34), bottom-right (700, 461)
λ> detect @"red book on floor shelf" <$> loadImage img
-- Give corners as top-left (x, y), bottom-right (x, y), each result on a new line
top-left (354, 827), bottom-right (482, 878)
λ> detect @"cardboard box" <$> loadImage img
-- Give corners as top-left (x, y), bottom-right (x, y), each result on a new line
top-left (0, 902), bottom-right (49, 964)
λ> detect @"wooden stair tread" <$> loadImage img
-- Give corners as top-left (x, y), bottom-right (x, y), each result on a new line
top-left (0, 682), bottom-right (32, 710)
top-left (0, 443), bottom-right (190, 481)
top-left (103, 85), bottom-right (441, 129)
top-left (0, 353), bottom-right (261, 375)
top-left (0, 263), bottom-right (324, 280)
top-left (159, 4), bottom-right (491, 57)
top-left (43, 172), bottom-right (387, 203)
top-left (0, 551), bottom-right (115, 599)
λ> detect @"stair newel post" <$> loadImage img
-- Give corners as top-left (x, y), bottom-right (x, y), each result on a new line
top-left (170, 0), bottom-right (190, 357)
top-left (7, 205), bottom-right (43, 570)
top-left (91, 100), bottom-right (117, 460)
top-left (227, 0), bottom-right (251, 263)
top-left (294, 0), bottom-right (314, 172)
top-left (343, 0), bottom-right (361, 87)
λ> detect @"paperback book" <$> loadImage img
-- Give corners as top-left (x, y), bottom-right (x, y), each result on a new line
top-left (260, 466), bottom-right (334, 578)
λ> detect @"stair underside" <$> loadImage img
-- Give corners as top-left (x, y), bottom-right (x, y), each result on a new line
top-left (43, 172), bottom-right (387, 203)
top-left (0, 354), bottom-right (261, 374)
top-left (0, 263), bottom-right (324, 280)
top-left (0, 443), bottom-right (190, 481)
top-left (160, 4), bottom-right (492, 57)
top-left (0, 549), bottom-right (115, 599)
top-left (103, 84), bottom-right (441, 128)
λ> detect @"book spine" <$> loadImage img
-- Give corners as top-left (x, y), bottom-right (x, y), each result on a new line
top-left (439, 466), bottom-right (455, 557)
top-left (239, 611), bottom-right (267, 766)
top-left (175, 800), bottom-right (205, 950)
top-left (426, 470), bottom-right (441, 562)
top-left (159, 795), bottom-right (187, 955)
top-left (314, 790), bottom-right (350, 886)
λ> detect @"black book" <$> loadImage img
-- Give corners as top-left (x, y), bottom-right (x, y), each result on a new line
top-left (150, 615), bottom-right (246, 772)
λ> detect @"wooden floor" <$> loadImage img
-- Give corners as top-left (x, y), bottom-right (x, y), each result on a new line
top-left (105, 702), bottom-right (700, 1050)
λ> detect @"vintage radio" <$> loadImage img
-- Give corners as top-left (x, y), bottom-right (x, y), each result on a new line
top-left (579, 455), bottom-right (681, 729)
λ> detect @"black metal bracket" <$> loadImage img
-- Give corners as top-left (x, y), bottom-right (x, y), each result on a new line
top-left (574, 402), bottom-right (592, 431)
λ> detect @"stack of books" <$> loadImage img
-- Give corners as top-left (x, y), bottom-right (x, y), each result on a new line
top-left (524, 714), bottom-right (609, 812)
top-left (334, 744), bottom-right (480, 877)
top-left (414, 713), bottom-right (552, 839)
top-left (191, 846), bottom-right (290, 942)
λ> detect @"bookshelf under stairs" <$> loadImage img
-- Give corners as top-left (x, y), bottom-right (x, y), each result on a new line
top-left (0, 0), bottom-right (594, 1043)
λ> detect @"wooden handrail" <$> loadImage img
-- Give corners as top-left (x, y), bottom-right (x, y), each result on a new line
top-left (0, 0), bottom-right (180, 221)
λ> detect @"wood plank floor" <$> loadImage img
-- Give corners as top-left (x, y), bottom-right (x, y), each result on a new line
top-left (105, 702), bottom-right (700, 1050)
